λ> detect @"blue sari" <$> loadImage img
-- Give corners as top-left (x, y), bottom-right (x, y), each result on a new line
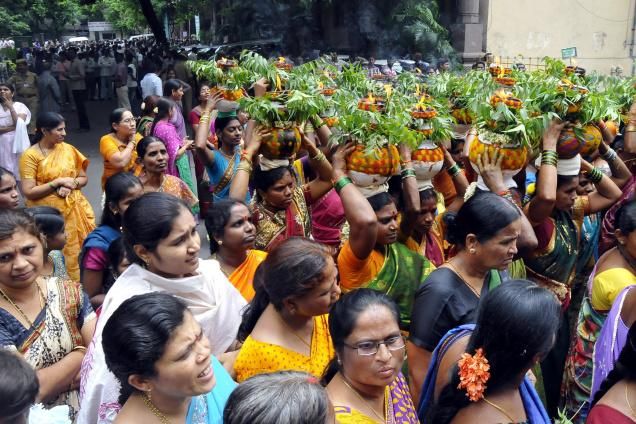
top-left (417, 324), bottom-right (550, 424)
top-left (186, 356), bottom-right (236, 423)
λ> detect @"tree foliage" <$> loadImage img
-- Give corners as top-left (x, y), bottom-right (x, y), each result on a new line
top-left (0, 0), bottom-right (82, 37)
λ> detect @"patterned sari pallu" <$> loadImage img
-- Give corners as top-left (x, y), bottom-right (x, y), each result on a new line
top-left (366, 242), bottom-right (434, 332)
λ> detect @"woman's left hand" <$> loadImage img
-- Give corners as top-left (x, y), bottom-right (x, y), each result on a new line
top-left (57, 186), bottom-right (71, 198)
top-left (476, 149), bottom-right (505, 192)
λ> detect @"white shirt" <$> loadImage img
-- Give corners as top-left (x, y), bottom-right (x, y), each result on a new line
top-left (140, 72), bottom-right (162, 98)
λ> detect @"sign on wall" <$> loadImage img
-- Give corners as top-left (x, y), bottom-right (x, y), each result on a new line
top-left (561, 47), bottom-right (578, 59)
top-left (88, 21), bottom-right (114, 32)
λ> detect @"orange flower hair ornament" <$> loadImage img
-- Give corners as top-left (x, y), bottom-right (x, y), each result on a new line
top-left (457, 348), bottom-right (491, 401)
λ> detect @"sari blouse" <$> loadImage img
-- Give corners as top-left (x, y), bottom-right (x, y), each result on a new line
top-left (224, 250), bottom-right (267, 301)
top-left (591, 267), bottom-right (636, 311)
top-left (19, 142), bottom-right (96, 281)
top-left (99, 132), bottom-right (142, 188)
top-left (234, 314), bottom-right (334, 382)
top-left (0, 277), bottom-right (95, 420)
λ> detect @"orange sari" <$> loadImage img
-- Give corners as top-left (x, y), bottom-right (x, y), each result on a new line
top-left (225, 250), bottom-right (267, 301)
top-left (20, 142), bottom-right (96, 281)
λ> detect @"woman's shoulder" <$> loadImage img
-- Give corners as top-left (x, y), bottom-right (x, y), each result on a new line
top-left (417, 267), bottom-right (462, 294)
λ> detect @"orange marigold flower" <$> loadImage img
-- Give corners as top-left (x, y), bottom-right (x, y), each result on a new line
top-left (457, 348), bottom-right (491, 402)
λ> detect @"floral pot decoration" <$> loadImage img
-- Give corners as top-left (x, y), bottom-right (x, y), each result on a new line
top-left (468, 130), bottom-right (528, 189)
top-left (274, 57), bottom-right (293, 71)
top-left (412, 140), bottom-right (445, 191)
top-left (346, 144), bottom-right (400, 197)
top-left (358, 93), bottom-right (386, 112)
top-left (216, 57), bottom-right (238, 70)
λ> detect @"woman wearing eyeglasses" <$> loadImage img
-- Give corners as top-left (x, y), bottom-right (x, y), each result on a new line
top-left (99, 108), bottom-right (142, 189)
top-left (323, 288), bottom-right (418, 423)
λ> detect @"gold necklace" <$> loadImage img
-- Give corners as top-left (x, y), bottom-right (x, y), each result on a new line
top-left (277, 312), bottom-right (313, 349)
top-left (625, 384), bottom-right (636, 417)
top-left (445, 260), bottom-right (481, 298)
top-left (0, 280), bottom-right (45, 330)
top-left (483, 397), bottom-right (516, 423)
top-left (341, 375), bottom-right (388, 423)
top-left (143, 392), bottom-right (172, 424)
top-left (37, 142), bottom-right (51, 156)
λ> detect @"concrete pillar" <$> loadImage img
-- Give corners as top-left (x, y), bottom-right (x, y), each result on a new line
top-left (451, 0), bottom-right (484, 63)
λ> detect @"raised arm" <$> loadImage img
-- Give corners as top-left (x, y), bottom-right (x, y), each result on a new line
top-left (581, 158), bottom-right (622, 214)
top-left (398, 144), bottom-right (420, 237)
top-left (193, 91), bottom-right (222, 165)
top-left (624, 102), bottom-right (636, 154)
top-left (302, 130), bottom-right (335, 202)
top-left (442, 144), bottom-right (469, 213)
top-left (596, 126), bottom-right (631, 189)
top-left (332, 143), bottom-right (378, 259)
top-left (228, 124), bottom-right (266, 201)
top-left (526, 120), bottom-right (565, 224)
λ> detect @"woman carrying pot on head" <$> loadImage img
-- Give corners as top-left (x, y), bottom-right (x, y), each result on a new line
top-left (561, 200), bottom-right (636, 422)
top-left (323, 288), bottom-right (419, 423)
top-left (205, 199), bottom-right (267, 301)
top-left (228, 122), bottom-right (335, 251)
top-left (524, 120), bottom-right (622, 417)
top-left (0, 209), bottom-right (96, 421)
top-left (587, 322), bottom-right (636, 423)
top-left (407, 190), bottom-right (524, 405)
top-left (425, 280), bottom-right (560, 424)
top-left (233, 238), bottom-right (341, 382)
top-left (99, 108), bottom-right (143, 190)
top-left (19, 112), bottom-right (95, 282)
top-left (137, 95), bottom-right (159, 137)
top-left (0, 82), bottom-right (30, 177)
top-left (136, 136), bottom-right (198, 209)
top-left (0, 166), bottom-right (20, 209)
top-left (102, 292), bottom-right (237, 424)
top-left (78, 193), bottom-right (246, 423)
top-left (335, 143), bottom-right (436, 334)
top-left (79, 172), bottom-right (144, 308)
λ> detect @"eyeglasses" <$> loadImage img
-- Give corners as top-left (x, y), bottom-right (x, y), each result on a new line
top-left (343, 335), bottom-right (406, 356)
top-left (120, 117), bottom-right (137, 124)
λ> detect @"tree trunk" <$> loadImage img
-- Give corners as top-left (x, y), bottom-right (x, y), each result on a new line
top-left (139, 0), bottom-right (168, 45)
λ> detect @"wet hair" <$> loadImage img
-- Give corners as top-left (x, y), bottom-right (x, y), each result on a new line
top-left (419, 187), bottom-right (437, 203)
top-left (253, 166), bottom-right (293, 194)
top-left (102, 292), bottom-right (188, 405)
top-left (103, 172), bottom-right (143, 229)
top-left (223, 371), bottom-right (331, 424)
top-left (237, 238), bottom-right (332, 341)
top-left (592, 322), bottom-right (636, 406)
top-left (136, 135), bottom-right (165, 159)
top-left (0, 208), bottom-right (41, 241)
top-left (34, 112), bottom-right (65, 144)
top-left (204, 199), bottom-right (249, 254)
top-left (141, 95), bottom-right (160, 116)
top-left (430, 280), bottom-right (560, 423)
top-left (367, 191), bottom-right (395, 213)
top-left (150, 97), bottom-right (177, 134)
top-left (24, 206), bottom-right (64, 239)
top-left (122, 192), bottom-right (191, 266)
top-left (0, 82), bottom-right (15, 93)
top-left (163, 78), bottom-right (182, 98)
top-left (614, 199), bottom-right (636, 236)
top-left (109, 108), bottom-right (129, 133)
top-left (0, 349), bottom-right (39, 420)
top-left (444, 191), bottom-right (520, 247)
top-left (321, 289), bottom-right (400, 384)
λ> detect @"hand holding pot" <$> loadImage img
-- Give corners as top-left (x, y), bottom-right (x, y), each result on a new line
top-left (476, 149), bottom-right (505, 193)
top-left (204, 91), bottom-right (223, 113)
top-left (331, 142), bottom-right (355, 180)
top-left (253, 78), bottom-right (269, 98)
top-left (245, 124), bottom-right (268, 158)
top-left (544, 119), bottom-right (567, 151)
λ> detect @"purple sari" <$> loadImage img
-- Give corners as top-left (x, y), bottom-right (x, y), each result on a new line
top-left (590, 285), bottom-right (635, 402)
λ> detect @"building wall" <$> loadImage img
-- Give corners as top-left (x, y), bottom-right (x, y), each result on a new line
top-left (485, 0), bottom-right (636, 74)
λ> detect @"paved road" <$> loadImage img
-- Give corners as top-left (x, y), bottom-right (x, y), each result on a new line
top-left (62, 99), bottom-right (211, 255)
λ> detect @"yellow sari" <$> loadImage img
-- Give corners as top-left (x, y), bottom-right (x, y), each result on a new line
top-left (20, 142), bottom-right (96, 281)
top-left (226, 250), bottom-right (267, 301)
top-left (234, 314), bottom-right (334, 382)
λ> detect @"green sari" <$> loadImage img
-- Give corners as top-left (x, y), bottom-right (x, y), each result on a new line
top-left (367, 242), bottom-right (435, 331)
top-left (176, 153), bottom-right (199, 214)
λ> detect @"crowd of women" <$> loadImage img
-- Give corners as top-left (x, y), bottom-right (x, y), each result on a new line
top-left (1, 61), bottom-right (636, 424)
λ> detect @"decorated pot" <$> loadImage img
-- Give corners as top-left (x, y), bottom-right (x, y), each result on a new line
top-left (605, 121), bottom-right (619, 137)
top-left (557, 128), bottom-right (584, 159)
top-left (346, 144), bottom-right (400, 197)
top-left (216, 58), bottom-right (237, 69)
top-left (411, 106), bottom-right (437, 120)
top-left (260, 124), bottom-right (302, 160)
top-left (213, 86), bottom-right (245, 101)
top-left (579, 125), bottom-right (602, 156)
top-left (358, 96), bottom-right (386, 112)
top-left (468, 132), bottom-right (528, 189)
top-left (274, 58), bottom-right (293, 71)
top-left (451, 107), bottom-right (473, 124)
top-left (321, 87), bottom-right (337, 96)
top-left (489, 66), bottom-right (513, 77)
top-left (322, 116), bottom-right (339, 127)
top-left (411, 140), bottom-right (445, 191)
top-left (494, 77), bottom-right (516, 87)
top-left (490, 92), bottom-right (522, 110)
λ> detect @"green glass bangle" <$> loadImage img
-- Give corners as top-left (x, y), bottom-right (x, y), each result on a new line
top-left (333, 176), bottom-right (353, 193)
top-left (400, 168), bottom-right (416, 177)
top-left (588, 167), bottom-right (603, 184)
top-left (447, 164), bottom-right (461, 177)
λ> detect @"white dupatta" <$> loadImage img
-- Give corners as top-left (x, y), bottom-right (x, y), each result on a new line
top-left (77, 259), bottom-right (246, 424)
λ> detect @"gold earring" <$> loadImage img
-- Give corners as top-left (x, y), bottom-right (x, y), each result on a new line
top-left (469, 248), bottom-right (476, 254)
top-left (218, 240), bottom-right (223, 245)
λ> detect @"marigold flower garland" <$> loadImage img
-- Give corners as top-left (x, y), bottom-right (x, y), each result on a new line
top-left (457, 348), bottom-right (491, 401)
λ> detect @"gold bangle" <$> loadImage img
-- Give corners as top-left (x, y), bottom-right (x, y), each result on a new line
top-left (72, 345), bottom-right (87, 354)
